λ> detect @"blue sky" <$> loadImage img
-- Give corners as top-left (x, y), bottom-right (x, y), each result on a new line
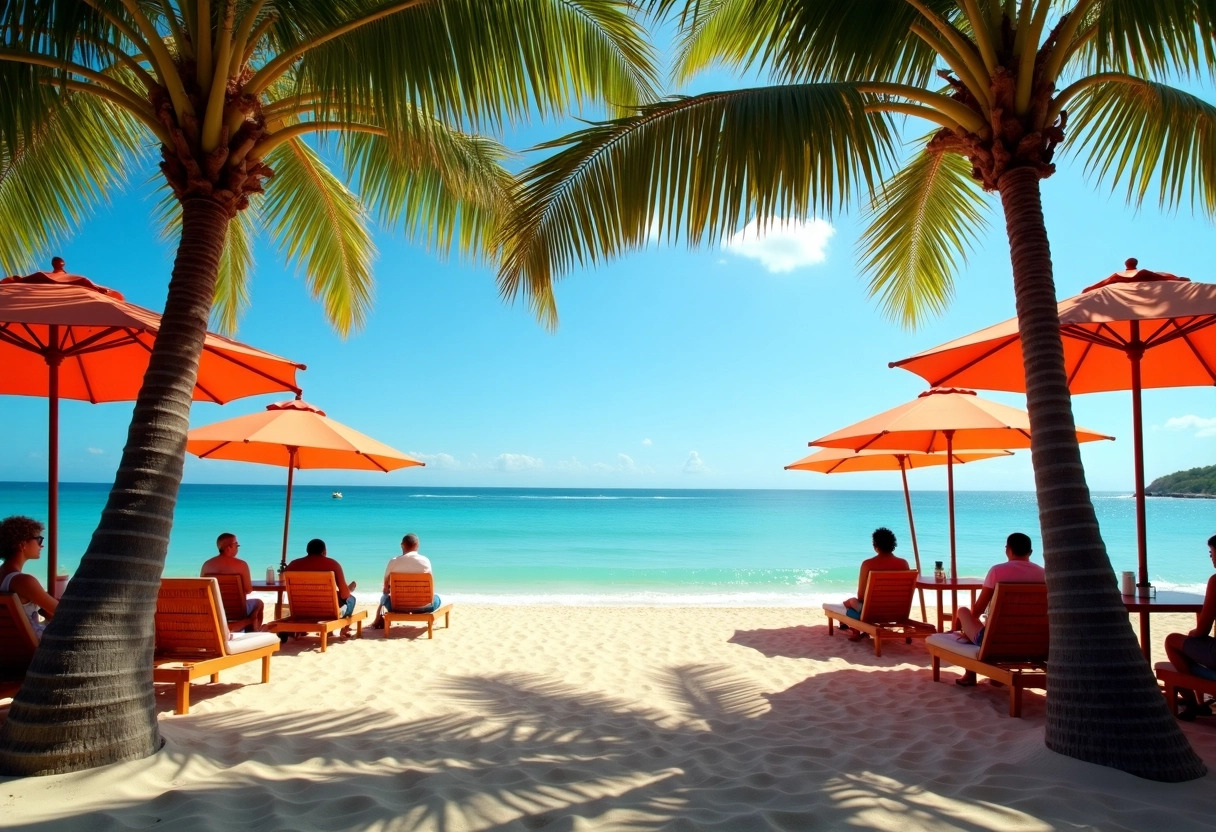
top-left (2, 48), bottom-right (1215, 493)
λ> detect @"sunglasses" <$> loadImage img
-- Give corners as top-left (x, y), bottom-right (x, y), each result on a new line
top-left (32, 536), bottom-right (45, 545)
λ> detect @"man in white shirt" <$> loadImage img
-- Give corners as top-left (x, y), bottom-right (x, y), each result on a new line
top-left (372, 533), bottom-right (441, 628)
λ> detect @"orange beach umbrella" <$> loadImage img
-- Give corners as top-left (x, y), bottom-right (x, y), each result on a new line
top-left (786, 447), bottom-right (1012, 619)
top-left (0, 260), bottom-right (305, 584)
top-left (186, 398), bottom-right (424, 568)
top-left (890, 260), bottom-right (1216, 587)
top-left (810, 388), bottom-right (1113, 579)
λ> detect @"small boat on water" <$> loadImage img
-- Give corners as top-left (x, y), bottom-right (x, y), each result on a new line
top-left (331, 491), bottom-right (343, 500)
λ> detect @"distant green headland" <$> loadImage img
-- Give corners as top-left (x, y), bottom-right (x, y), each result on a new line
top-left (1146, 466), bottom-right (1216, 498)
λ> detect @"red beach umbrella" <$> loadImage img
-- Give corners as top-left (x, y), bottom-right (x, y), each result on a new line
top-left (890, 259), bottom-right (1216, 588)
top-left (810, 388), bottom-right (1113, 579)
top-left (186, 398), bottom-right (424, 569)
top-left (0, 259), bottom-right (305, 584)
top-left (786, 447), bottom-right (1013, 619)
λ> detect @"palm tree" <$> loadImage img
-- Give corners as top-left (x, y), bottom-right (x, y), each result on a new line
top-left (0, 0), bottom-right (656, 775)
top-left (496, 0), bottom-right (1214, 781)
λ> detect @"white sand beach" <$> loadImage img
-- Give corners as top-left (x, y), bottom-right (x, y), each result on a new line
top-left (4, 606), bottom-right (1216, 831)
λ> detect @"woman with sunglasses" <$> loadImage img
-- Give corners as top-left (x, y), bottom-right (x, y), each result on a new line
top-left (0, 515), bottom-right (57, 640)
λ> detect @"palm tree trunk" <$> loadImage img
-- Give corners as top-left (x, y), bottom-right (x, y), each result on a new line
top-left (0, 197), bottom-right (231, 776)
top-left (998, 167), bottom-right (1205, 781)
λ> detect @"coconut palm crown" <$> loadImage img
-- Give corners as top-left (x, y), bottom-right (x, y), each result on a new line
top-left (0, 0), bottom-right (657, 775)
top-left (497, 0), bottom-right (1215, 781)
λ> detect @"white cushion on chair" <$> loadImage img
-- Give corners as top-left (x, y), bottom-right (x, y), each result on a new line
top-left (822, 603), bottom-right (848, 615)
top-left (926, 631), bottom-right (981, 660)
top-left (226, 631), bottom-right (280, 655)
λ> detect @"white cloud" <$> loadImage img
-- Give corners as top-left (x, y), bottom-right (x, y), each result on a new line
top-left (87, 447), bottom-right (105, 455)
top-left (556, 457), bottom-right (587, 472)
top-left (494, 453), bottom-right (543, 472)
top-left (1164, 415), bottom-right (1216, 438)
top-left (641, 438), bottom-right (652, 446)
top-left (593, 454), bottom-right (638, 473)
top-left (683, 451), bottom-right (709, 474)
top-left (724, 218), bottom-right (834, 273)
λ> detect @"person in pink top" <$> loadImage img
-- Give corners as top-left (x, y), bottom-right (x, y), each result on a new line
top-left (952, 532), bottom-right (1045, 686)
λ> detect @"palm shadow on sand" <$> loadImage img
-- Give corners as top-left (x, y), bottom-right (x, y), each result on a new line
top-left (4, 662), bottom-right (1102, 832)
top-left (728, 623), bottom-right (932, 666)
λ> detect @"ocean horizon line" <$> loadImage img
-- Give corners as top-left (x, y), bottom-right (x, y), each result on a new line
top-left (3, 479), bottom-right (1056, 494)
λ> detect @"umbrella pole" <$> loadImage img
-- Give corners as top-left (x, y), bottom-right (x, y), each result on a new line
top-left (46, 343), bottom-right (61, 589)
top-left (899, 455), bottom-right (927, 621)
top-left (1130, 341), bottom-right (1149, 588)
top-left (946, 431), bottom-right (957, 580)
top-left (280, 448), bottom-right (297, 571)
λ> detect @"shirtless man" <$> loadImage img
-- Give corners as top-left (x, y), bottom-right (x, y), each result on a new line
top-left (201, 532), bottom-right (264, 631)
top-left (841, 527), bottom-right (909, 642)
top-left (285, 538), bottom-right (357, 617)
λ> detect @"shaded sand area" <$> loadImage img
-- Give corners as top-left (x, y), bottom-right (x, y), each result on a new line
top-left (4, 606), bottom-right (1216, 831)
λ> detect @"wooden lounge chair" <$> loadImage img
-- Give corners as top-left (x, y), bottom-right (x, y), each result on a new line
top-left (0, 592), bottom-right (38, 699)
top-left (1155, 662), bottom-right (1216, 716)
top-left (823, 569), bottom-right (936, 656)
top-left (924, 582), bottom-right (1048, 717)
top-left (153, 578), bottom-right (280, 715)
top-left (383, 573), bottom-right (453, 639)
top-left (206, 572), bottom-right (257, 632)
top-left (266, 571), bottom-right (367, 651)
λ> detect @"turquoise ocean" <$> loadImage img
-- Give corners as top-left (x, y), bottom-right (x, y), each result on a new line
top-left (3, 482), bottom-right (1215, 605)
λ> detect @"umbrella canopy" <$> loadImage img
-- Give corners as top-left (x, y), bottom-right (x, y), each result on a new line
top-left (786, 447), bottom-right (1012, 617)
top-left (810, 388), bottom-right (1113, 578)
top-left (890, 259), bottom-right (1213, 587)
top-left (186, 398), bottom-right (424, 567)
top-left (0, 260), bottom-right (305, 583)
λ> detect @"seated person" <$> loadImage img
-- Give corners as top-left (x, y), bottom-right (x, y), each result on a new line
top-left (1164, 534), bottom-right (1216, 720)
top-left (372, 533), bottom-right (443, 628)
top-left (200, 532), bottom-right (264, 631)
top-left (284, 538), bottom-right (357, 618)
top-left (0, 515), bottom-right (57, 641)
top-left (840, 527), bottom-right (909, 641)
top-left (953, 532), bottom-right (1045, 686)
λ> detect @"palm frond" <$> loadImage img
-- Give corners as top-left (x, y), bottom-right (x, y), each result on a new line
top-left (1068, 76), bottom-right (1216, 215)
top-left (0, 92), bottom-right (145, 273)
top-left (858, 148), bottom-right (991, 329)
top-left (342, 122), bottom-right (515, 262)
top-left (262, 139), bottom-right (375, 336)
top-left (668, 0), bottom-right (952, 87)
top-left (290, 0), bottom-right (660, 131)
top-left (497, 84), bottom-right (897, 327)
top-left (1083, 0), bottom-right (1216, 80)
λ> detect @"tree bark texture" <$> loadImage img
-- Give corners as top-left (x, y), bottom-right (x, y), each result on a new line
top-left (0, 197), bottom-right (231, 776)
top-left (998, 167), bottom-right (1205, 781)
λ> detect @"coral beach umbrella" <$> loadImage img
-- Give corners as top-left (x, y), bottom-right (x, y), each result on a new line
top-left (786, 446), bottom-right (1012, 619)
top-left (810, 388), bottom-right (1113, 580)
top-left (890, 260), bottom-right (1216, 590)
top-left (186, 398), bottom-right (424, 569)
top-left (0, 259), bottom-right (305, 584)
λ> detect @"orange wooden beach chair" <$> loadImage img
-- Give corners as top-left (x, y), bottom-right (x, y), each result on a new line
top-left (153, 578), bottom-right (280, 714)
top-left (822, 569), bottom-right (937, 656)
top-left (1155, 662), bottom-right (1216, 716)
top-left (267, 571), bottom-right (367, 651)
top-left (207, 572), bottom-right (259, 632)
top-left (383, 573), bottom-right (453, 639)
top-left (924, 582), bottom-right (1048, 717)
top-left (0, 592), bottom-right (38, 700)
